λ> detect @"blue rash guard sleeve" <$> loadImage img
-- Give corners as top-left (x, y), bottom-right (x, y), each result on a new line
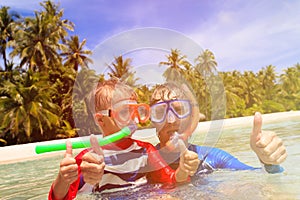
top-left (188, 144), bottom-right (257, 171)
top-left (188, 144), bottom-right (284, 174)
top-left (189, 144), bottom-right (284, 174)
top-left (156, 143), bottom-right (283, 174)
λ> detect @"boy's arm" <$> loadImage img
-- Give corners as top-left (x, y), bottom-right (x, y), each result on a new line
top-left (49, 135), bottom-right (105, 200)
top-left (137, 140), bottom-right (190, 184)
top-left (49, 140), bottom-right (81, 200)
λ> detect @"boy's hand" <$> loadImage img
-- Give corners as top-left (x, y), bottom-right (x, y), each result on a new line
top-left (80, 135), bottom-right (105, 185)
top-left (175, 149), bottom-right (200, 182)
top-left (180, 150), bottom-right (200, 176)
top-left (59, 140), bottom-right (78, 185)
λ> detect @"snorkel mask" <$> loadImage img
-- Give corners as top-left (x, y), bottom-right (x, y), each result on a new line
top-left (100, 100), bottom-right (150, 128)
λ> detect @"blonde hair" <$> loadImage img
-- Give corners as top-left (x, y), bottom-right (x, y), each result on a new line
top-left (150, 82), bottom-right (185, 106)
top-left (94, 79), bottom-right (137, 113)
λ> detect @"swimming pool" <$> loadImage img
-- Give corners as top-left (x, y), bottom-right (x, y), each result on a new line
top-left (0, 112), bottom-right (299, 199)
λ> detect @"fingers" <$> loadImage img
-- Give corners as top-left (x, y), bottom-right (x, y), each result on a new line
top-left (59, 155), bottom-right (78, 184)
top-left (182, 160), bottom-right (199, 174)
top-left (82, 173), bottom-right (104, 185)
top-left (252, 112), bottom-right (262, 141)
top-left (81, 166), bottom-right (105, 185)
top-left (256, 131), bottom-right (275, 148)
top-left (180, 150), bottom-right (200, 176)
top-left (65, 140), bottom-right (73, 158)
top-left (268, 145), bottom-right (287, 164)
top-left (81, 149), bottom-right (105, 185)
top-left (90, 134), bottom-right (104, 156)
top-left (275, 150), bottom-right (287, 164)
top-left (60, 140), bottom-right (78, 184)
top-left (256, 132), bottom-right (280, 155)
top-left (81, 155), bottom-right (105, 185)
top-left (257, 135), bottom-right (287, 165)
top-left (82, 152), bottom-right (103, 165)
top-left (81, 162), bottom-right (105, 175)
top-left (59, 164), bottom-right (78, 184)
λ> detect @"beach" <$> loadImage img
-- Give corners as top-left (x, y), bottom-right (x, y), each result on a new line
top-left (1, 111), bottom-right (299, 165)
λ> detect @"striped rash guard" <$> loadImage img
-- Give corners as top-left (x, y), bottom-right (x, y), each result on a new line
top-left (49, 138), bottom-right (181, 200)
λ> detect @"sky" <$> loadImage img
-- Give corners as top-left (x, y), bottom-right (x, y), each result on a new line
top-left (1, 0), bottom-right (300, 81)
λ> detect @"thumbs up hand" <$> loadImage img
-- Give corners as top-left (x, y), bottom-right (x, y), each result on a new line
top-left (179, 149), bottom-right (200, 176)
top-left (80, 135), bottom-right (105, 185)
top-left (58, 140), bottom-right (79, 185)
top-left (250, 112), bottom-right (287, 165)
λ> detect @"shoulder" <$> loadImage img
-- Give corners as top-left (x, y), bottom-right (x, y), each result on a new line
top-left (132, 139), bottom-right (156, 151)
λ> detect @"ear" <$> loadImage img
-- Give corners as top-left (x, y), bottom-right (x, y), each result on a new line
top-left (94, 113), bottom-right (104, 126)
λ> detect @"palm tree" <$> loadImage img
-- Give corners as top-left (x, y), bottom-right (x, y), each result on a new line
top-left (48, 64), bottom-right (77, 128)
top-left (135, 84), bottom-right (152, 104)
top-left (108, 55), bottom-right (132, 78)
top-left (72, 68), bottom-right (102, 135)
top-left (61, 35), bottom-right (93, 71)
top-left (0, 6), bottom-right (20, 70)
top-left (107, 55), bottom-right (138, 86)
top-left (0, 61), bottom-right (18, 81)
top-left (73, 68), bottom-right (100, 102)
top-left (0, 70), bottom-right (61, 144)
top-left (194, 49), bottom-right (218, 117)
top-left (279, 65), bottom-right (300, 110)
top-left (135, 84), bottom-right (153, 128)
top-left (159, 49), bottom-right (190, 82)
top-left (194, 49), bottom-right (217, 77)
top-left (10, 12), bottom-right (58, 71)
top-left (41, 0), bottom-right (74, 43)
top-left (258, 65), bottom-right (277, 100)
top-left (220, 71), bottom-right (246, 117)
top-left (241, 71), bottom-right (262, 109)
top-left (280, 66), bottom-right (300, 94)
top-left (9, 1), bottom-right (73, 71)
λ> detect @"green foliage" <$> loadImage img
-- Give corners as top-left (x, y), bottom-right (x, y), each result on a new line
top-left (159, 49), bottom-right (190, 82)
top-left (0, 70), bottom-right (61, 144)
top-left (107, 55), bottom-right (139, 87)
top-left (262, 100), bottom-right (285, 113)
top-left (72, 68), bottom-right (102, 135)
top-left (0, 1), bottom-right (95, 145)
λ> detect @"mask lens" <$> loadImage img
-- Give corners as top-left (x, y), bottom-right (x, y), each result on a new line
top-left (170, 100), bottom-right (191, 118)
top-left (113, 102), bottom-right (150, 124)
top-left (151, 103), bottom-right (168, 123)
top-left (114, 105), bottom-right (131, 123)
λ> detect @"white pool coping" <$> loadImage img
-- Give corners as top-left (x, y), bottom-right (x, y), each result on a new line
top-left (1, 111), bottom-right (299, 165)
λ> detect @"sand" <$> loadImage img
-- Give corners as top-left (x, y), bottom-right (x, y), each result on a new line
top-left (1, 111), bottom-right (299, 165)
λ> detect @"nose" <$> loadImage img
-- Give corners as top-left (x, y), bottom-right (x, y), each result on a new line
top-left (134, 116), bottom-right (139, 124)
top-left (167, 110), bottom-right (176, 123)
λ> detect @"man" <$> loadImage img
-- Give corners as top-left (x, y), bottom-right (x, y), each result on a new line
top-left (150, 82), bottom-right (287, 177)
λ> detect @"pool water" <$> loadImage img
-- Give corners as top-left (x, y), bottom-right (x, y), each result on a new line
top-left (0, 114), bottom-right (299, 200)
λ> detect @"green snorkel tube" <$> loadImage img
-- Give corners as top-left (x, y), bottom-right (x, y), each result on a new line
top-left (35, 125), bottom-right (137, 154)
